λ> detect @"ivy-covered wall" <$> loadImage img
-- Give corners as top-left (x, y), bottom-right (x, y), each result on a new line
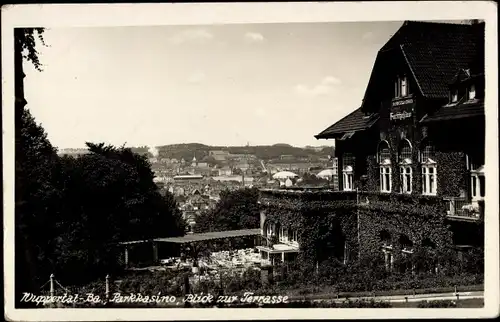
top-left (435, 151), bottom-right (468, 198)
top-left (365, 155), bottom-right (379, 192)
top-left (357, 195), bottom-right (451, 260)
top-left (259, 190), bottom-right (453, 266)
top-left (359, 138), bottom-right (469, 198)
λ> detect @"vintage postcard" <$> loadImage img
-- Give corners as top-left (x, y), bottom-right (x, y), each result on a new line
top-left (2, 2), bottom-right (499, 321)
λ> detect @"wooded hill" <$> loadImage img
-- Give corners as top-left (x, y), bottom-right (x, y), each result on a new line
top-left (155, 143), bottom-right (334, 162)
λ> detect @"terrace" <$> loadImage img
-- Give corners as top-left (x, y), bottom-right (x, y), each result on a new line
top-left (259, 187), bottom-right (484, 222)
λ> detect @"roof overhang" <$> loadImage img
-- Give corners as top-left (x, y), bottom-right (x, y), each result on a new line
top-left (315, 115), bottom-right (379, 140)
top-left (421, 111), bottom-right (484, 123)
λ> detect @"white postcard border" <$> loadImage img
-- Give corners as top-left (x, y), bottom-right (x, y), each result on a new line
top-left (2, 1), bottom-right (499, 320)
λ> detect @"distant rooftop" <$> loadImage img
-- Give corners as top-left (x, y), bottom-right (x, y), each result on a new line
top-left (173, 175), bottom-right (204, 180)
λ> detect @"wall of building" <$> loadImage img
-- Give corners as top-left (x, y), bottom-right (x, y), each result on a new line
top-left (260, 190), bottom-right (482, 270)
top-left (258, 190), bottom-right (460, 269)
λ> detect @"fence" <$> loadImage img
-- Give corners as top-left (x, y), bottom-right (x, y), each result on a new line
top-left (32, 272), bottom-right (482, 308)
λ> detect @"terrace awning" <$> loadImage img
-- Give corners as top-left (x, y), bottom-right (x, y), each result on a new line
top-left (119, 228), bottom-right (261, 245)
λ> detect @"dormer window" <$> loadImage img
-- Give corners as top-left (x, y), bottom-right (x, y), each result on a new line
top-left (395, 76), bottom-right (409, 98)
top-left (451, 89), bottom-right (458, 103)
top-left (468, 84), bottom-right (476, 100)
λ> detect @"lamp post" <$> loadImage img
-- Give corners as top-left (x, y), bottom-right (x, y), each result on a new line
top-left (356, 187), bottom-right (360, 260)
top-left (105, 275), bottom-right (110, 302)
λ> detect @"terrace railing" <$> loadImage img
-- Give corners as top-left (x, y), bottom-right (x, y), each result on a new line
top-left (444, 197), bottom-right (482, 220)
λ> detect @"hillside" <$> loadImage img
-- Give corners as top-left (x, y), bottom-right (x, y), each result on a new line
top-left (155, 143), bottom-right (334, 161)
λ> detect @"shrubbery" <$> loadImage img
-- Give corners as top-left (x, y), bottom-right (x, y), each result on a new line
top-left (190, 299), bottom-right (392, 308)
top-left (417, 300), bottom-right (457, 308)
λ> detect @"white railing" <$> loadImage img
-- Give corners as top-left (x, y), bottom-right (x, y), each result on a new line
top-left (445, 197), bottom-right (481, 219)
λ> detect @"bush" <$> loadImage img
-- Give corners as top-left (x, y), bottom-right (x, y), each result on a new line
top-left (223, 299), bottom-right (392, 308)
top-left (417, 300), bottom-right (457, 308)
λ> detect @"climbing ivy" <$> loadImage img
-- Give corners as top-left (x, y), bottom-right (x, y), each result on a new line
top-left (260, 190), bottom-right (452, 268)
top-left (435, 151), bottom-right (467, 197)
top-left (366, 155), bottom-right (379, 192)
top-left (411, 136), bottom-right (423, 195)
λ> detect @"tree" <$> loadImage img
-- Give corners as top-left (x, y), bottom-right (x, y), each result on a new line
top-left (14, 27), bottom-right (59, 307)
top-left (297, 172), bottom-right (329, 187)
top-left (194, 188), bottom-right (260, 233)
top-left (50, 143), bottom-right (186, 284)
top-left (232, 167), bottom-right (243, 175)
top-left (14, 27), bottom-right (187, 299)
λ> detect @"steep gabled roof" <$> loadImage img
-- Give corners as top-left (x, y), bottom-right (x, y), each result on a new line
top-left (315, 108), bottom-right (379, 139)
top-left (364, 21), bottom-right (484, 103)
top-left (317, 21), bottom-right (484, 139)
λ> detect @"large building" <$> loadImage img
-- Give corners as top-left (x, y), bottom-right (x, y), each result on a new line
top-left (258, 21), bottom-right (485, 269)
top-left (316, 20), bottom-right (485, 215)
top-left (57, 148), bottom-right (90, 157)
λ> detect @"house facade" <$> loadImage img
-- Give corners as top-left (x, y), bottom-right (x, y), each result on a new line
top-left (316, 20), bottom-right (485, 219)
top-left (258, 21), bottom-right (485, 269)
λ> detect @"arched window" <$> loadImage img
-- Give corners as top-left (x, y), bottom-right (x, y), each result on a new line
top-left (468, 84), bottom-right (476, 100)
top-left (378, 141), bottom-right (392, 193)
top-left (420, 139), bottom-right (436, 163)
top-left (379, 230), bottom-right (392, 246)
top-left (380, 229), bottom-right (393, 271)
top-left (378, 141), bottom-right (391, 164)
top-left (343, 166), bottom-right (353, 191)
top-left (399, 140), bottom-right (413, 194)
top-left (422, 238), bottom-right (436, 249)
top-left (398, 139), bottom-right (412, 163)
top-left (420, 139), bottom-right (437, 195)
top-left (399, 234), bottom-right (414, 252)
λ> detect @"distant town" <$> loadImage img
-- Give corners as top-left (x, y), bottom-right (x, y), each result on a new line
top-left (57, 143), bottom-right (338, 232)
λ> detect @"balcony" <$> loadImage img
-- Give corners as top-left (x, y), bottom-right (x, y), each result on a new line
top-left (259, 187), bottom-right (479, 219)
top-left (444, 197), bottom-right (483, 221)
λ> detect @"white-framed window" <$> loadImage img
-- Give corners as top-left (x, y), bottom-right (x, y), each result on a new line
top-left (401, 77), bottom-right (408, 97)
top-left (266, 223), bottom-right (273, 237)
top-left (398, 140), bottom-right (413, 194)
top-left (380, 165), bottom-right (392, 193)
top-left (420, 140), bottom-right (437, 196)
top-left (400, 166), bottom-right (412, 194)
top-left (451, 89), bottom-right (458, 103)
top-left (468, 84), bottom-right (476, 100)
top-left (420, 141), bottom-right (435, 163)
top-left (343, 166), bottom-right (353, 191)
top-left (378, 141), bottom-right (392, 193)
top-left (279, 227), bottom-right (288, 242)
top-left (395, 75), bottom-right (409, 98)
top-left (422, 163), bottom-right (437, 195)
top-left (471, 165), bottom-right (485, 201)
top-left (290, 230), bottom-right (298, 243)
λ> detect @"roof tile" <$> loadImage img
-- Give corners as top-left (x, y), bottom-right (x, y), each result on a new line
top-left (315, 108), bottom-right (379, 139)
top-left (393, 21), bottom-right (484, 98)
top-left (421, 99), bottom-right (484, 123)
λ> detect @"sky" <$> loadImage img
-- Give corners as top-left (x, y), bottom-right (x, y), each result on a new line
top-left (23, 21), bottom-right (405, 149)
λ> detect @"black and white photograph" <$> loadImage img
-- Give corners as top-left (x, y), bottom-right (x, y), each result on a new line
top-left (2, 2), bottom-right (499, 321)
